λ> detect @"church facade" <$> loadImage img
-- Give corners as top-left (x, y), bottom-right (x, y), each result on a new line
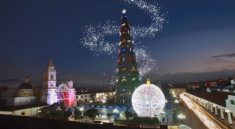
top-left (41, 59), bottom-right (76, 108)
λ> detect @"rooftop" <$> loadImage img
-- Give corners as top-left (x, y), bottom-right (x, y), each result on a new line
top-left (186, 91), bottom-right (235, 107)
top-left (17, 83), bottom-right (33, 89)
top-left (77, 87), bottom-right (116, 94)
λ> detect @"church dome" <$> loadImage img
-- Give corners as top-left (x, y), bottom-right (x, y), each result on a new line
top-left (17, 77), bottom-right (33, 89)
top-left (18, 83), bottom-right (33, 89)
top-left (16, 77), bottom-right (34, 97)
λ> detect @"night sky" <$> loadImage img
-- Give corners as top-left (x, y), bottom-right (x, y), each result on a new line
top-left (1, 0), bottom-right (235, 87)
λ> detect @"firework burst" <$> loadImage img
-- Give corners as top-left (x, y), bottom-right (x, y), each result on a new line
top-left (81, 0), bottom-right (165, 78)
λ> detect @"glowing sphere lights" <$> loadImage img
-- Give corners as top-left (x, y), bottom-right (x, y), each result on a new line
top-left (131, 80), bottom-right (165, 117)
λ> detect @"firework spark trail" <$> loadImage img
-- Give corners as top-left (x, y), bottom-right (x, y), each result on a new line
top-left (81, 0), bottom-right (164, 78)
top-left (135, 47), bottom-right (157, 77)
top-left (125, 0), bottom-right (165, 39)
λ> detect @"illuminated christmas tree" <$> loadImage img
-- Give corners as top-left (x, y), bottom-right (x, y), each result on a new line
top-left (116, 10), bottom-right (140, 105)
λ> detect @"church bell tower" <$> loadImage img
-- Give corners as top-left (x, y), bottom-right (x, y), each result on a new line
top-left (42, 59), bottom-right (58, 105)
top-left (43, 59), bottom-right (57, 89)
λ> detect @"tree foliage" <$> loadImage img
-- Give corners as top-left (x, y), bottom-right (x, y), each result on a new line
top-left (38, 102), bottom-right (72, 120)
top-left (74, 109), bottom-right (82, 120)
top-left (125, 110), bottom-right (133, 120)
top-left (84, 108), bottom-right (98, 120)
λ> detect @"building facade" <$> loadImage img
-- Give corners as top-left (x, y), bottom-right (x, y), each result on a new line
top-left (76, 90), bottom-right (116, 104)
top-left (184, 91), bottom-right (235, 125)
top-left (76, 93), bottom-right (92, 103)
top-left (41, 59), bottom-right (76, 108)
top-left (5, 77), bottom-right (37, 106)
top-left (226, 94), bottom-right (235, 114)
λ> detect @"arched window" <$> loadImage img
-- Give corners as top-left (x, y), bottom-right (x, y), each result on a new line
top-left (50, 75), bottom-right (54, 80)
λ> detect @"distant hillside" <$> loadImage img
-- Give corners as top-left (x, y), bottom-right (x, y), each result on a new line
top-left (158, 69), bottom-right (235, 83)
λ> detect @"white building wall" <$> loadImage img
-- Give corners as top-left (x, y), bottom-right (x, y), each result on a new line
top-left (0, 111), bottom-right (12, 115)
top-left (12, 106), bottom-right (45, 116)
top-left (46, 89), bottom-right (57, 105)
top-left (226, 95), bottom-right (235, 113)
top-left (5, 96), bottom-right (36, 106)
top-left (0, 106), bottom-right (46, 116)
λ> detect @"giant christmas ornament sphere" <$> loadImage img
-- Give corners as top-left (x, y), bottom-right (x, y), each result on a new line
top-left (131, 80), bottom-right (165, 117)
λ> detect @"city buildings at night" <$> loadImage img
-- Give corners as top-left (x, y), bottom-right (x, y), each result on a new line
top-left (1, 0), bottom-right (235, 129)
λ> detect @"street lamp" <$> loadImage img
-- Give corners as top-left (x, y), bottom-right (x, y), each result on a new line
top-left (79, 107), bottom-right (85, 117)
top-left (37, 109), bottom-right (41, 118)
top-left (178, 113), bottom-right (186, 124)
top-left (102, 99), bottom-right (106, 103)
top-left (112, 109), bottom-right (119, 121)
top-left (174, 99), bottom-right (179, 104)
top-left (113, 109), bottom-right (119, 114)
top-left (56, 106), bottom-right (61, 111)
top-left (79, 107), bottom-right (84, 112)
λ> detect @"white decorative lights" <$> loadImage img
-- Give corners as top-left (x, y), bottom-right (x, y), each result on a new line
top-left (131, 79), bottom-right (165, 117)
top-left (122, 9), bottom-right (127, 14)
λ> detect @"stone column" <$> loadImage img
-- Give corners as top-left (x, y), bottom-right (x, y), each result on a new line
top-left (204, 102), bottom-right (206, 108)
top-left (214, 106), bottom-right (218, 115)
top-left (210, 104), bottom-right (213, 112)
top-left (220, 108), bottom-right (224, 119)
top-left (207, 104), bottom-right (210, 110)
top-left (227, 112), bottom-right (233, 124)
top-left (208, 104), bottom-right (211, 110)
